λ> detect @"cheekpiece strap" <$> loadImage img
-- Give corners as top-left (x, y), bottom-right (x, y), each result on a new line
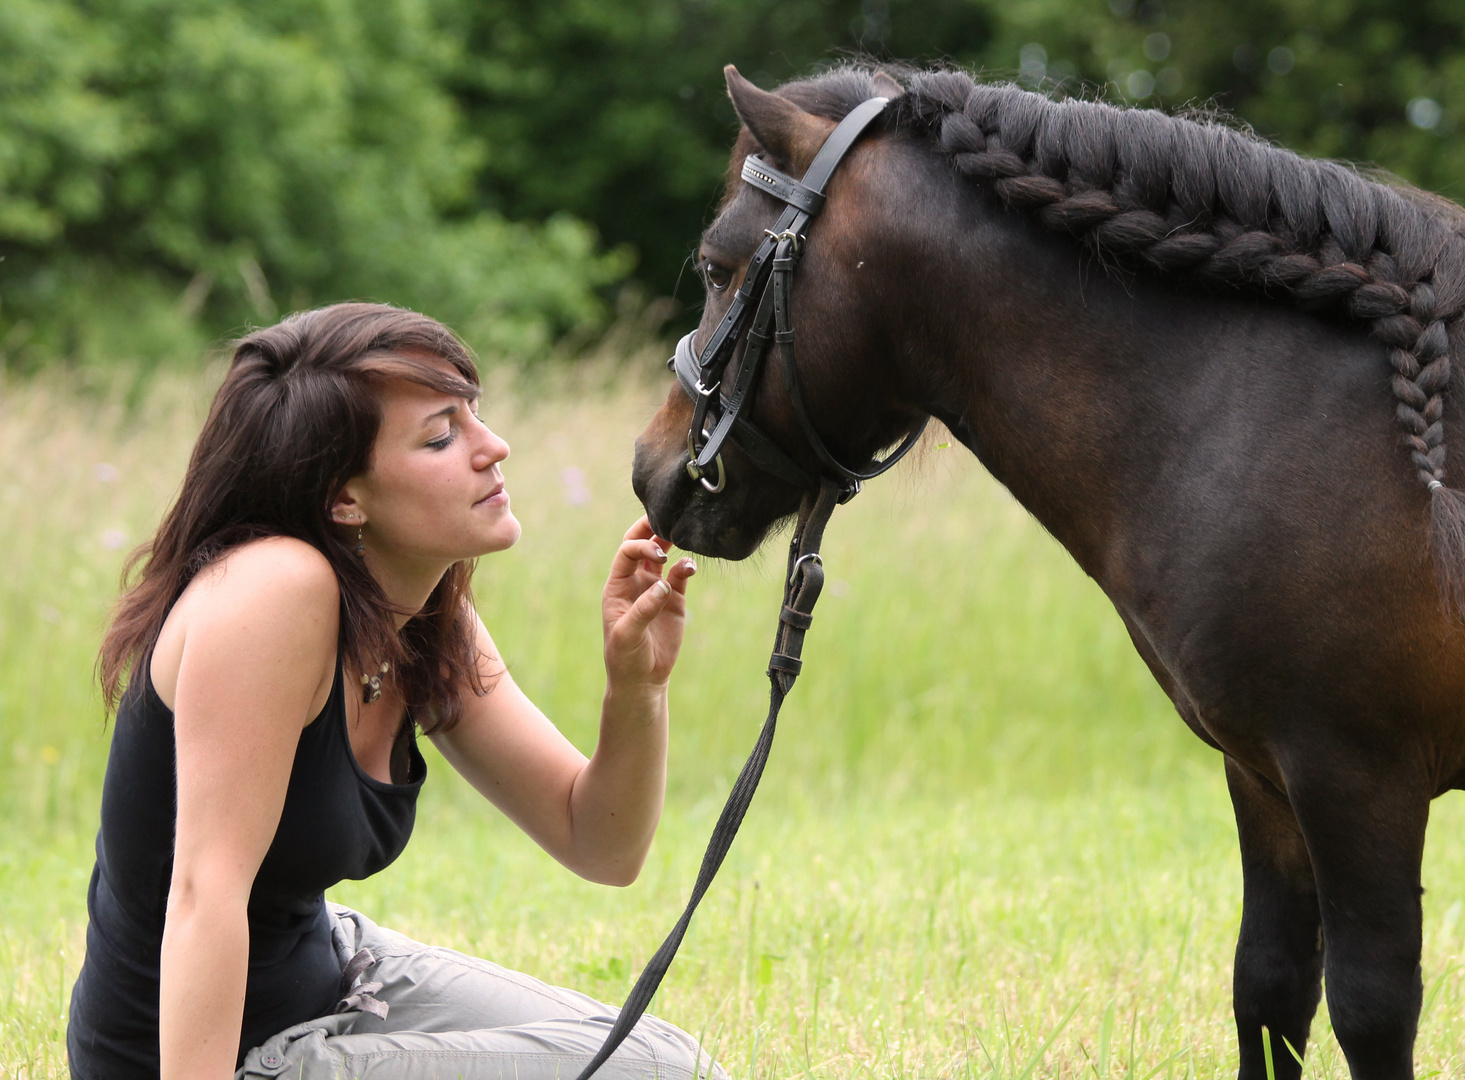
top-left (798, 96), bottom-right (889, 194)
top-left (741, 156), bottom-right (824, 216)
top-left (674, 96), bottom-right (897, 499)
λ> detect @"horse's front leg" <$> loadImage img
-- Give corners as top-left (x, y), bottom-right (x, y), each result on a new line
top-left (1285, 750), bottom-right (1430, 1080)
top-left (1227, 757), bottom-right (1324, 1080)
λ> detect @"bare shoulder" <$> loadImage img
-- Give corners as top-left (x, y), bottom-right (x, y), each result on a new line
top-left (190, 535), bottom-right (339, 606)
top-left (152, 536), bottom-right (340, 712)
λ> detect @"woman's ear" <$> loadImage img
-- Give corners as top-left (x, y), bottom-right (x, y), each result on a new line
top-left (330, 486), bottom-right (364, 525)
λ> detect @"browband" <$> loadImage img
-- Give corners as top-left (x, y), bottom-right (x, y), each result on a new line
top-left (741, 157), bottom-right (825, 216)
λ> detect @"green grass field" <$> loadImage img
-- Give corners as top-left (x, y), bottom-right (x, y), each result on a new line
top-left (2, 362), bottom-right (1463, 1078)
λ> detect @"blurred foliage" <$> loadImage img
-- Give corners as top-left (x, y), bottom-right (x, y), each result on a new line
top-left (3, 0), bottom-right (1464, 369)
top-left (456, 0), bottom-right (1465, 304)
top-left (446, 0), bottom-right (996, 311)
top-left (965, 0), bottom-right (1465, 195)
top-left (0, 0), bottom-right (630, 368)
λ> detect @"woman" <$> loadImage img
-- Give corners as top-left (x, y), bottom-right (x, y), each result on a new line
top-left (67, 303), bottom-right (716, 1080)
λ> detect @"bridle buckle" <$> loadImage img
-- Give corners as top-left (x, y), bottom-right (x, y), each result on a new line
top-left (764, 228), bottom-right (805, 253)
top-left (789, 552), bottom-right (823, 585)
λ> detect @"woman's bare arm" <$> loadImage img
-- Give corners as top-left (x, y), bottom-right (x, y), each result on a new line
top-left (155, 538), bottom-right (339, 1080)
top-left (432, 518), bottom-right (695, 885)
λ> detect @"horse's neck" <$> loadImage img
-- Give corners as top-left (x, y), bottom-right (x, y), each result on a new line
top-left (899, 201), bottom-right (1382, 586)
top-left (902, 210), bottom-right (1161, 573)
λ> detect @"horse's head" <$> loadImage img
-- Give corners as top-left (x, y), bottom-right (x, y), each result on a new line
top-left (632, 66), bottom-right (926, 559)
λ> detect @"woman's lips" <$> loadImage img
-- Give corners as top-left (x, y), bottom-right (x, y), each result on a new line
top-left (475, 487), bottom-right (508, 508)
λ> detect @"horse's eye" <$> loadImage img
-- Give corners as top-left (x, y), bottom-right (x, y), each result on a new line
top-left (703, 261), bottom-right (732, 292)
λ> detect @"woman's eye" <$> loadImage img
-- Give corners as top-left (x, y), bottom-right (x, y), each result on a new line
top-left (427, 430), bottom-right (455, 450)
top-left (703, 261), bottom-right (732, 292)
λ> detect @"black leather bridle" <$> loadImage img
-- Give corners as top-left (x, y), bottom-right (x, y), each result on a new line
top-left (671, 94), bottom-right (928, 502)
top-left (573, 96), bottom-right (929, 1080)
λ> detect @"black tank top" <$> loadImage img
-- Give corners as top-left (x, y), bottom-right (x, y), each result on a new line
top-left (67, 655), bottom-right (425, 1080)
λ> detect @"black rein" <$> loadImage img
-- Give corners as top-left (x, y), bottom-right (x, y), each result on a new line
top-left (570, 479), bottom-right (842, 1080)
top-left (574, 95), bottom-right (925, 1079)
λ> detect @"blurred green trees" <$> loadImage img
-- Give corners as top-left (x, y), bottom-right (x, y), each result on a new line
top-left (3, 0), bottom-right (1463, 368)
top-left (0, 0), bottom-right (630, 367)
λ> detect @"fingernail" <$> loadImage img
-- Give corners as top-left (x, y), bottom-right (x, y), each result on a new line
top-left (682, 558), bottom-right (697, 575)
top-left (654, 579), bottom-right (671, 597)
top-left (652, 544), bottom-right (667, 560)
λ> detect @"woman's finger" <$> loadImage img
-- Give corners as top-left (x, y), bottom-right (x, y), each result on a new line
top-left (608, 537), bottom-right (669, 583)
top-left (666, 557), bottom-right (697, 595)
top-left (622, 516), bottom-right (672, 557)
top-left (615, 577), bottom-right (673, 640)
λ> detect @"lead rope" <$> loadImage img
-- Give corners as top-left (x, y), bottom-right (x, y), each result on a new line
top-left (572, 477), bottom-right (844, 1080)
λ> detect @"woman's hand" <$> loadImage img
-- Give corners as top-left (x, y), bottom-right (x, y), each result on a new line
top-left (434, 518), bottom-right (696, 886)
top-left (602, 516), bottom-right (696, 689)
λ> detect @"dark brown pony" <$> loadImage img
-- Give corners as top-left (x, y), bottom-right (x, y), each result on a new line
top-left (632, 65), bottom-right (1465, 1080)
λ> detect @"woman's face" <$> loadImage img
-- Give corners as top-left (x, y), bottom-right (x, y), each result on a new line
top-left (343, 364), bottom-right (521, 569)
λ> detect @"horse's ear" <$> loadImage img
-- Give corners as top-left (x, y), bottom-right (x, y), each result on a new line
top-left (871, 70), bottom-right (905, 99)
top-left (724, 64), bottom-right (835, 175)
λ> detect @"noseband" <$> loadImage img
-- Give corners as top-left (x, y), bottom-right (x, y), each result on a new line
top-left (670, 95), bottom-right (928, 503)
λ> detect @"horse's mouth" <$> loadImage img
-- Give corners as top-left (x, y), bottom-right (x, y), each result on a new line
top-left (633, 442), bottom-right (794, 561)
top-left (666, 507), bottom-right (772, 560)
top-left (643, 483), bottom-right (770, 561)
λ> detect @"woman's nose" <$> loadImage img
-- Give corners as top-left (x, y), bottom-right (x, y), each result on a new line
top-left (471, 420), bottom-right (509, 469)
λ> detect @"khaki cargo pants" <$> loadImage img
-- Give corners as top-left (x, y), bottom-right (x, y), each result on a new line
top-left (236, 905), bottom-right (725, 1080)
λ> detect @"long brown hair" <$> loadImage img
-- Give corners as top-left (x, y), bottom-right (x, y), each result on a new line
top-left (100, 302), bottom-right (488, 733)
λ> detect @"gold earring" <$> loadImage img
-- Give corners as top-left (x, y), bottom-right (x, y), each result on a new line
top-left (355, 526), bottom-right (365, 556)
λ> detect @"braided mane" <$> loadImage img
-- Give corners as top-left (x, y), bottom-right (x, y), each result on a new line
top-left (777, 65), bottom-right (1465, 607)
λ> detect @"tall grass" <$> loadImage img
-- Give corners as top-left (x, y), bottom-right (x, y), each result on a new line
top-left (1, 361), bottom-right (1462, 1077)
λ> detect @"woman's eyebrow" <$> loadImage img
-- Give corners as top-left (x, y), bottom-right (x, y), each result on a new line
top-left (420, 403), bottom-right (459, 427)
